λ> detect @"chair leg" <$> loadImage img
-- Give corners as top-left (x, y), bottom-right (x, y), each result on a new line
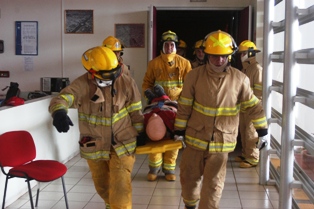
top-left (2, 176), bottom-right (9, 209)
top-left (35, 182), bottom-right (40, 207)
top-left (26, 180), bottom-right (35, 209)
top-left (61, 176), bottom-right (69, 209)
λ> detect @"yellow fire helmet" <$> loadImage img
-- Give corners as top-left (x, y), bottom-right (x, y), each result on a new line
top-left (146, 113), bottom-right (166, 141)
top-left (161, 30), bottom-right (179, 43)
top-left (238, 40), bottom-right (261, 53)
top-left (194, 40), bottom-right (204, 49)
top-left (102, 36), bottom-right (123, 52)
top-left (81, 46), bottom-right (120, 80)
top-left (203, 30), bottom-right (238, 55)
top-left (178, 40), bottom-right (187, 48)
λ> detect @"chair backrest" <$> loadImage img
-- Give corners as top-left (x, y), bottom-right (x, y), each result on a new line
top-left (0, 130), bottom-right (36, 167)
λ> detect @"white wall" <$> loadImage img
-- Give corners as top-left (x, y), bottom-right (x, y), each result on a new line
top-left (0, 0), bottom-right (257, 94)
top-left (0, 96), bottom-right (80, 207)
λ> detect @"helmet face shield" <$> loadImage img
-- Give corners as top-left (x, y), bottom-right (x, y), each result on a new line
top-left (97, 66), bottom-right (121, 81)
top-left (161, 30), bottom-right (179, 43)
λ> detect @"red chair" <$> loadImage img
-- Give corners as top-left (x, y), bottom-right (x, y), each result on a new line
top-left (0, 130), bottom-right (69, 209)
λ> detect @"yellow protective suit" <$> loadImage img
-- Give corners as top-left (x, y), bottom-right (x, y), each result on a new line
top-left (142, 52), bottom-right (192, 179)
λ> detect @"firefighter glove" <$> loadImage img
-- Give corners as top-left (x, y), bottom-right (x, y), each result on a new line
top-left (256, 128), bottom-right (268, 137)
top-left (136, 132), bottom-right (147, 146)
top-left (53, 110), bottom-right (74, 133)
top-left (173, 130), bottom-right (186, 148)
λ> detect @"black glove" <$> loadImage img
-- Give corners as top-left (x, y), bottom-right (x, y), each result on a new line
top-left (52, 110), bottom-right (74, 133)
top-left (136, 132), bottom-right (147, 146)
top-left (256, 129), bottom-right (268, 137)
top-left (173, 130), bottom-right (185, 137)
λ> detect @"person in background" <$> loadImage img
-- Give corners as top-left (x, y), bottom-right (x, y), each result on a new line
top-left (174, 30), bottom-right (268, 209)
top-left (142, 30), bottom-right (192, 181)
top-left (49, 46), bottom-right (144, 209)
top-left (103, 35), bottom-right (131, 76)
top-left (176, 39), bottom-right (188, 58)
top-left (235, 40), bottom-right (263, 168)
top-left (190, 39), bottom-right (205, 68)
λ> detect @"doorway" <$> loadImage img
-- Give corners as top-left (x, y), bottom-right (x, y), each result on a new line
top-left (149, 6), bottom-right (253, 68)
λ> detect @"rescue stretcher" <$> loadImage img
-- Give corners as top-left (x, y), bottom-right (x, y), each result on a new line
top-left (135, 138), bottom-right (183, 154)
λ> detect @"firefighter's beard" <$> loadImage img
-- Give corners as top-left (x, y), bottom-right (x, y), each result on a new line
top-left (209, 59), bottom-right (229, 73)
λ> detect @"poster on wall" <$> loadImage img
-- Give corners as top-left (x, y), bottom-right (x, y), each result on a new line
top-left (65, 10), bottom-right (94, 34)
top-left (15, 21), bottom-right (38, 56)
top-left (115, 24), bottom-right (145, 48)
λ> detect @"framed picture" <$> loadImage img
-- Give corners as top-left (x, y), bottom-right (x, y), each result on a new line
top-left (115, 24), bottom-right (145, 48)
top-left (15, 21), bottom-right (38, 55)
top-left (65, 10), bottom-right (93, 34)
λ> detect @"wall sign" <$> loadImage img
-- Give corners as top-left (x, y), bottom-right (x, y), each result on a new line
top-left (15, 21), bottom-right (38, 55)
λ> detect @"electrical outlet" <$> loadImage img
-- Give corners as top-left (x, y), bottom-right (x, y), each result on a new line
top-left (0, 71), bottom-right (10, 77)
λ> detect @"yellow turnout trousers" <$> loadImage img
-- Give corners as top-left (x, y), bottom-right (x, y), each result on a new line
top-left (148, 149), bottom-right (179, 174)
top-left (180, 146), bottom-right (228, 209)
top-left (87, 150), bottom-right (135, 209)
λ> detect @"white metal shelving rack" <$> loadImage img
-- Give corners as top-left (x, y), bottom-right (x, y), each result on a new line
top-left (261, 0), bottom-right (314, 208)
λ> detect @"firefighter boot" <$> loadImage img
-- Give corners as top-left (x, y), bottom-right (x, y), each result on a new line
top-left (165, 174), bottom-right (176, 181)
top-left (185, 205), bottom-right (196, 209)
top-left (147, 168), bottom-right (161, 181)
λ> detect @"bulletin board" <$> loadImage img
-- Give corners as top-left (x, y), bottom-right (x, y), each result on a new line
top-left (15, 21), bottom-right (38, 55)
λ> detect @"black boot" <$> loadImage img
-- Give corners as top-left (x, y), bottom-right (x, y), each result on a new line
top-left (153, 84), bottom-right (166, 97)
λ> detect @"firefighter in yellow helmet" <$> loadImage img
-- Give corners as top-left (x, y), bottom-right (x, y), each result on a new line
top-left (49, 46), bottom-right (144, 209)
top-left (190, 39), bottom-right (205, 68)
top-left (177, 39), bottom-right (188, 58)
top-left (174, 30), bottom-right (268, 209)
top-left (103, 36), bottom-right (131, 77)
top-left (235, 40), bottom-right (263, 168)
top-left (142, 30), bottom-right (192, 181)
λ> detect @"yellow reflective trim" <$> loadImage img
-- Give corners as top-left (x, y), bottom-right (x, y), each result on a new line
top-left (79, 113), bottom-right (112, 126)
top-left (51, 104), bottom-right (68, 113)
top-left (80, 150), bottom-right (110, 160)
top-left (163, 162), bottom-right (176, 171)
top-left (241, 95), bottom-right (259, 109)
top-left (185, 136), bottom-right (208, 150)
top-left (208, 141), bottom-right (236, 152)
top-left (183, 198), bottom-right (198, 207)
top-left (155, 80), bottom-right (183, 88)
top-left (178, 96), bottom-right (193, 106)
top-left (126, 101), bottom-right (142, 113)
top-left (186, 135), bottom-right (236, 152)
top-left (254, 84), bottom-right (262, 91)
top-left (174, 118), bottom-right (187, 128)
top-left (252, 116), bottom-right (267, 128)
top-left (115, 141), bottom-right (136, 157)
top-left (149, 158), bottom-right (163, 167)
top-left (193, 101), bottom-right (240, 116)
top-left (133, 123), bottom-right (144, 132)
top-left (60, 94), bottom-right (74, 106)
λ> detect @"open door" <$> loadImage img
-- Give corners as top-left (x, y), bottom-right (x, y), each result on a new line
top-left (235, 5), bottom-right (253, 69)
top-left (148, 5), bottom-right (157, 61)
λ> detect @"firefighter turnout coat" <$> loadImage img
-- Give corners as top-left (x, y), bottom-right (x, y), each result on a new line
top-left (49, 72), bottom-right (144, 160)
top-left (174, 63), bottom-right (267, 152)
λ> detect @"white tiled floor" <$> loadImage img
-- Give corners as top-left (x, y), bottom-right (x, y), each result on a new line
top-left (5, 148), bottom-right (279, 209)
